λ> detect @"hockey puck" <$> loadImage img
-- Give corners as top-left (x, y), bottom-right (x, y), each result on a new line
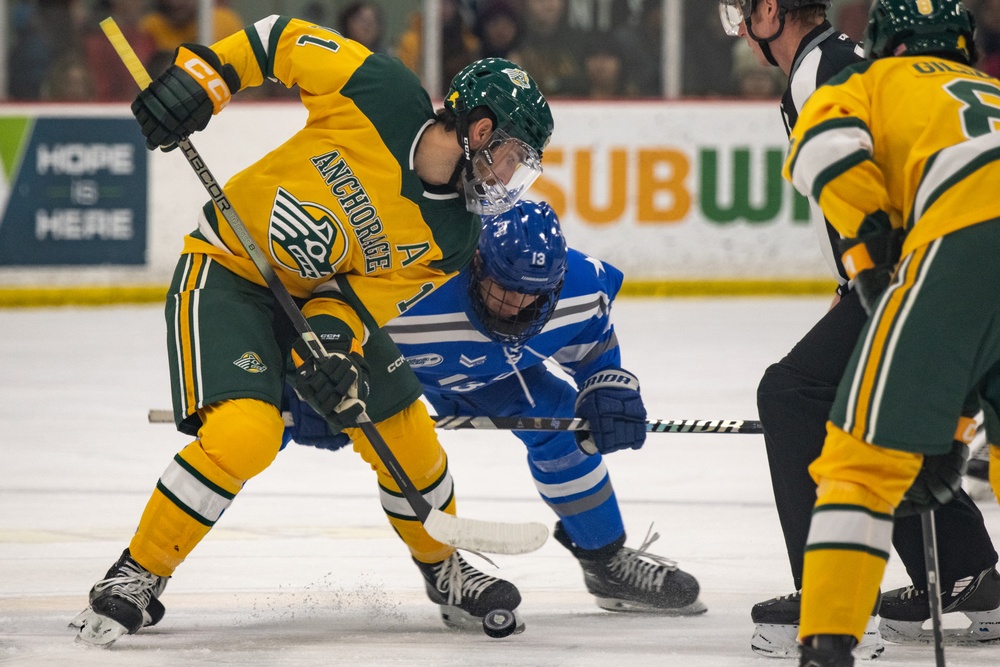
top-left (482, 608), bottom-right (517, 638)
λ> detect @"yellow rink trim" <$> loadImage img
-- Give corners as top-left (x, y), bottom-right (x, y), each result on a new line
top-left (0, 279), bottom-right (838, 308)
top-left (0, 285), bottom-right (168, 307)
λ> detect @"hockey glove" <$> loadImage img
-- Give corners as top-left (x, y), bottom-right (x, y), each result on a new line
top-left (895, 440), bottom-right (969, 517)
top-left (574, 368), bottom-right (647, 455)
top-left (291, 334), bottom-right (370, 434)
top-left (279, 382), bottom-right (352, 452)
top-left (131, 43), bottom-right (241, 151)
top-left (838, 212), bottom-right (906, 317)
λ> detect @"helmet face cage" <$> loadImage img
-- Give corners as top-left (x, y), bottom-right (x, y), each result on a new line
top-left (462, 128), bottom-right (543, 215)
top-left (865, 0), bottom-right (977, 63)
top-left (469, 201), bottom-right (567, 346)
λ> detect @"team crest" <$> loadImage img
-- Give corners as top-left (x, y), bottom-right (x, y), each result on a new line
top-left (233, 352), bottom-right (267, 373)
top-left (502, 67), bottom-right (531, 89)
top-left (268, 187), bottom-right (349, 280)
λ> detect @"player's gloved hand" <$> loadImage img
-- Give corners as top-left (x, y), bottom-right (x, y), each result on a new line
top-left (895, 440), bottom-right (969, 517)
top-left (279, 382), bottom-right (352, 452)
top-left (291, 335), bottom-right (370, 433)
top-left (131, 43), bottom-right (241, 152)
top-left (838, 211), bottom-right (906, 316)
top-left (574, 368), bottom-right (646, 455)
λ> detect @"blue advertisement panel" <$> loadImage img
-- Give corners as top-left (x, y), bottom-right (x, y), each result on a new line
top-left (0, 117), bottom-right (147, 266)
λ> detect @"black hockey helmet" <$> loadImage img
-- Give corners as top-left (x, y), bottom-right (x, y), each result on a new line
top-left (719, 0), bottom-right (831, 66)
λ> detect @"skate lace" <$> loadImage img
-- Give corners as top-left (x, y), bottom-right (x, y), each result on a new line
top-left (606, 525), bottom-right (678, 592)
top-left (92, 559), bottom-right (162, 608)
top-left (434, 554), bottom-right (496, 607)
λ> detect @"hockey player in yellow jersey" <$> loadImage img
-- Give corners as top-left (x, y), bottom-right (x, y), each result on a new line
top-left (783, 1), bottom-right (1000, 665)
top-left (72, 15), bottom-right (553, 646)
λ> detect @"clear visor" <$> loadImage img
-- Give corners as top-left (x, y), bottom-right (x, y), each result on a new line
top-left (719, 0), bottom-right (746, 37)
top-left (462, 128), bottom-right (542, 216)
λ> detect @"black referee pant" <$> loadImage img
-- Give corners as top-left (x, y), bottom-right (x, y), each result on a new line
top-left (757, 287), bottom-right (997, 592)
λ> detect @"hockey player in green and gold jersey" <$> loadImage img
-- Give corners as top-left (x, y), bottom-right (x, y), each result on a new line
top-left (72, 15), bottom-right (553, 647)
top-left (783, 1), bottom-right (1000, 665)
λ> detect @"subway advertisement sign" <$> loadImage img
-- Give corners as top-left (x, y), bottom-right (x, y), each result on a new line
top-left (0, 116), bottom-right (147, 266)
top-left (525, 103), bottom-right (828, 279)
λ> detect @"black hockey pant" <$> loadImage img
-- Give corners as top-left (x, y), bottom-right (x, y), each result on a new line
top-left (757, 287), bottom-right (997, 591)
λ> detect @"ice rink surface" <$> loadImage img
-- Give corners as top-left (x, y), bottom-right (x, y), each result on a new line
top-left (1, 297), bottom-right (997, 666)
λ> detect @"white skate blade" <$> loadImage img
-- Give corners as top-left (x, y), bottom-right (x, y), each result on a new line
top-left (439, 605), bottom-right (525, 634)
top-left (595, 596), bottom-right (708, 616)
top-left (73, 609), bottom-right (129, 647)
top-left (68, 607), bottom-right (91, 630)
top-left (879, 610), bottom-right (1000, 646)
top-left (423, 508), bottom-right (548, 555)
top-left (751, 617), bottom-right (883, 660)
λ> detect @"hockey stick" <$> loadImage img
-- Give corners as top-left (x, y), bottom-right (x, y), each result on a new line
top-left (148, 408), bottom-right (762, 434)
top-left (921, 509), bottom-right (947, 667)
top-left (102, 18), bottom-right (547, 556)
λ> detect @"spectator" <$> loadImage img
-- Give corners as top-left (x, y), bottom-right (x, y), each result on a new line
top-left (7, 0), bottom-right (89, 100)
top-left (396, 0), bottom-right (480, 97)
top-left (338, 1), bottom-right (387, 54)
top-left (833, 0), bottom-right (870, 42)
top-left (475, 0), bottom-right (522, 59)
top-left (41, 52), bottom-right (94, 101)
top-left (614, 0), bottom-right (662, 97)
top-left (975, 0), bottom-right (1000, 78)
top-left (581, 37), bottom-right (635, 98)
top-left (682, 0), bottom-right (735, 97)
top-left (141, 0), bottom-right (244, 74)
top-left (507, 0), bottom-right (588, 96)
top-left (83, 0), bottom-right (157, 101)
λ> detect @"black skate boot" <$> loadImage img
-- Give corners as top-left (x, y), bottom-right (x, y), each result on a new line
top-left (414, 552), bottom-right (524, 632)
top-left (967, 440), bottom-right (991, 482)
top-left (71, 548), bottom-right (169, 647)
top-left (878, 566), bottom-right (1000, 645)
top-left (554, 521), bottom-right (705, 615)
top-left (800, 634), bottom-right (857, 667)
top-left (751, 590), bottom-right (883, 659)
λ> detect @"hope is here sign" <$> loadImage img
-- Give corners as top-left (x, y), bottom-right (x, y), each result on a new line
top-left (0, 116), bottom-right (147, 266)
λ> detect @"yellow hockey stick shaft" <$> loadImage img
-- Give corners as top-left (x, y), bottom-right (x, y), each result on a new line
top-left (100, 17), bottom-right (153, 88)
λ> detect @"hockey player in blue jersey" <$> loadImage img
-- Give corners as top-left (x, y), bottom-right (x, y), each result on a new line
top-left (287, 200), bottom-right (705, 614)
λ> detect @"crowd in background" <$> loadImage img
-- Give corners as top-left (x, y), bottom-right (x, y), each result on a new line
top-left (5, 0), bottom-right (1000, 102)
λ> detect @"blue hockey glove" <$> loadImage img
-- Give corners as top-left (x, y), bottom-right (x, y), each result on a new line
top-left (131, 43), bottom-right (240, 151)
top-left (574, 368), bottom-right (646, 455)
top-left (279, 383), bottom-right (352, 452)
top-left (895, 440), bottom-right (969, 517)
top-left (292, 334), bottom-right (370, 434)
top-left (838, 212), bottom-right (906, 316)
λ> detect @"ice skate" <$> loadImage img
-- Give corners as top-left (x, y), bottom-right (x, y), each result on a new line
top-left (555, 521), bottom-right (706, 615)
top-left (799, 634), bottom-right (857, 667)
top-left (751, 590), bottom-right (883, 659)
top-left (71, 549), bottom-right (169, 647)
top-left (878, 566), bottom-right (1000, 645)
top-left (964, 438), bottom-right (995, 502)
top-left (414, 552), bottom-right (524, 633)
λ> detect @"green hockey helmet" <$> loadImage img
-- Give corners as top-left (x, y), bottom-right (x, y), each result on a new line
top-left (445, 58), bottom-right (553, 156)
top-left (445, 58), bottom-right (554, 215)
top-left (865, 0), bottom-right (977, 64)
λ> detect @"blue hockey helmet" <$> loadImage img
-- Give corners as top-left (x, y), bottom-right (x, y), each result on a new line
top-left (470, 200), bottom-right (567, 345)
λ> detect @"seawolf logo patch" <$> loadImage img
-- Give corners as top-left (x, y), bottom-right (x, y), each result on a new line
top-left (234, 352), bottom-right (268, 373)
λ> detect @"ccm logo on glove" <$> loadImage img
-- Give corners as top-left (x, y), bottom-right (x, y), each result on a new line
top-left (176, 46), bottom-right (232, 113)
